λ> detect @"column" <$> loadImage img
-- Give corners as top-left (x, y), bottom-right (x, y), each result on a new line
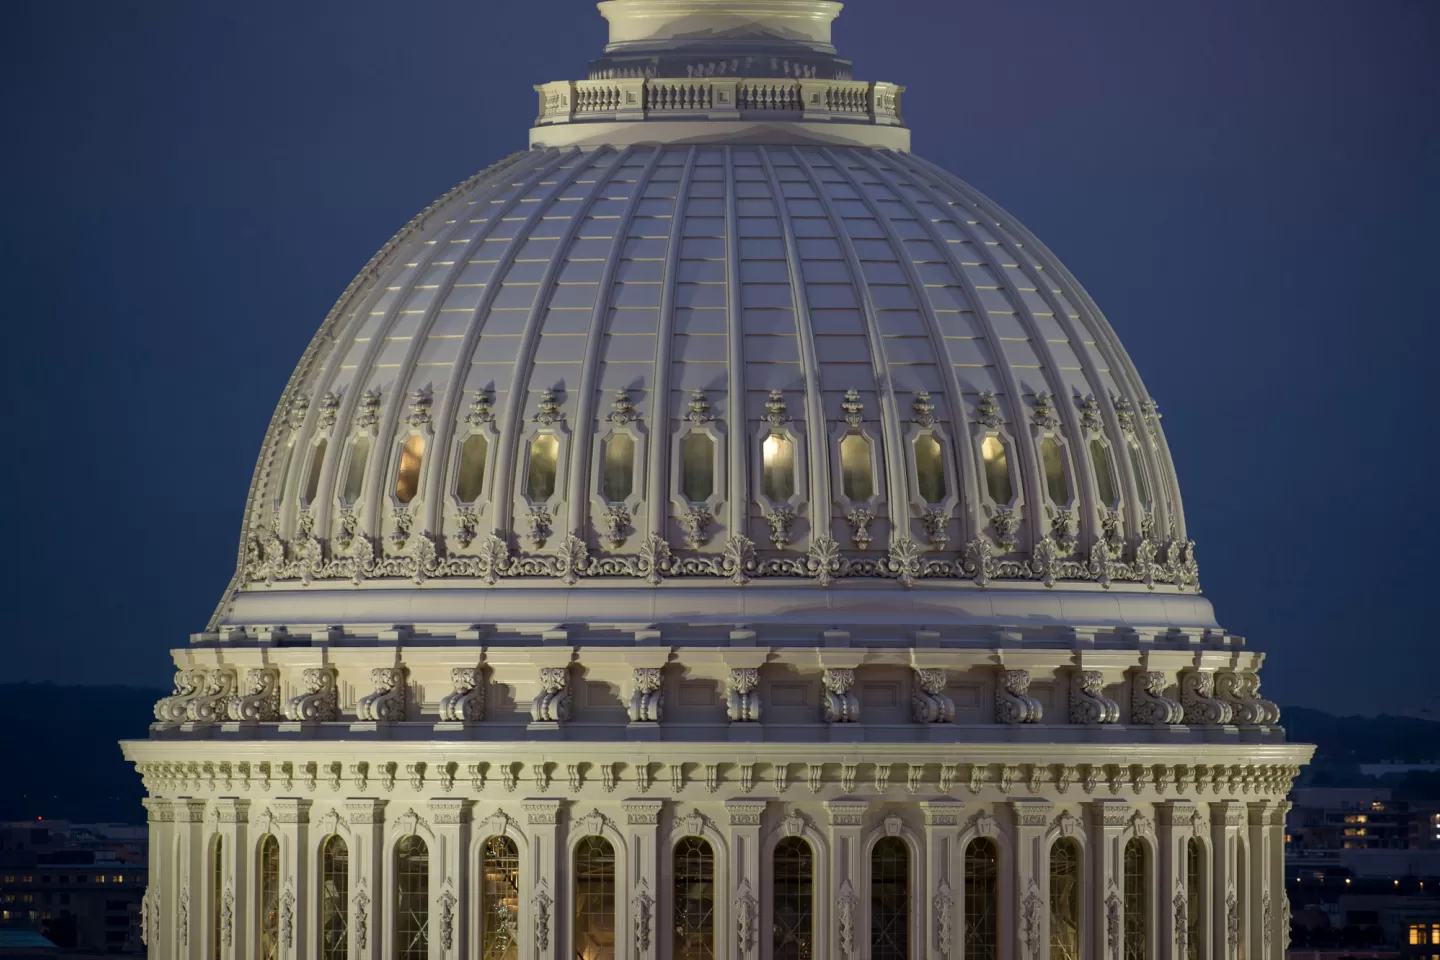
top-left (1248, 801), bottom-right (1287, 960)
top-left (1211, 801), bottom-right (1245, 960)
top-left (345, 798), bottom-right (386, 960)
top-left (272, 798), bottom-right (311, 960)
top-left (1010, 798), bottom-right (1053, 960)
top-left (522, 798), bottom-right (562, 960)
top-left (142, 799), bottom-right (173, 960)
top-left (1159, 800), bottom-right (1198, 960)
top-left (1089, 799), bottom-right (1131, 960)
top-left (623, 800), bottom-right (664, 960)
top-left (176, 799), bottom-right (208, 960)
top-left (921, 799), bottom-right (964, 960)
top-left (825, 799), bottom-right (867, 958)
top-left (725, 799), bottom-right (766, 960)
top-left (214, 799), bottom-right (251, 960)
top-left (428, 799), bottom-right (469, 959)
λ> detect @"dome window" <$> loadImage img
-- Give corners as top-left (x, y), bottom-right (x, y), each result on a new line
top-left (340, 436), bottom-right (371, 506)
top-left (600, 433), bottom-right (635, 503)
top-left (526, 435), bottom-right (560, 502)
top-left (1040, 437), bottom-right (1070, 504)
top-left (455, 434), bottom-right (489, 504)
top-left (980, 436), bottom-right (1013, 505)
top-left (394, 435), bottom-right (425, 504)
top-left (301, 439), bottom-right (328, 506)
top-left (1089, 438), bottom-right (1119, 507)
top-left (914, 434), bottom-right (948, 504)
top-left (761, 433), bottom-right (797, 502)
top-left (680, 432), bottom-right (715, 503)
top-left (839, 433), bottom-right (874, 502)
top-left (1127, 440), bottom-right (1153, 512)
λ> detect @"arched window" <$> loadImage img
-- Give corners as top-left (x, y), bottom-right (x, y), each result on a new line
top-left (320, 834), bottom-right (349, 960)
top-left (680, 432), bottom-right (715, 502)
top-left (210, 836), bottom-right (224, 960)
top-left (601, 433), bottom-right (635, 502)
top-left (1123, 838), bottom-right (1147, 960)
top-left (258, 834), bottom-right (280, 960)
top-left (1186, 839), bottom-right (1206, 960)
top-left (674, 836), bottom-right (715, 960)
top-left (341, 436), bottom-right (371, 505)
top-left (396, 835), bottom-right (430, 960)
top-left (762, 434), bottom-right (796, 501)
top-left (1127, 440), bottom-right (1153, 511)
top-left (302, 439), bottom-right (329, 504)
top-left (773, 836), bottom-right (814, 960)
top-left (455, 434), bottom-right (488, 504)
top-left (480, 835), bottom-right (520, 960)
top-left (871, 836), bottom-right (909, 960)
top-left (574, 836), bottom-right (616, 960)
top-left (1089, 438), bottom-right (1118, 506)
top-left (1049, 838), bottom-right (1081, 960)
top-left (395, 434), bottom-right (425, 503)
top-left (964, 837), bottom-right (999, 960)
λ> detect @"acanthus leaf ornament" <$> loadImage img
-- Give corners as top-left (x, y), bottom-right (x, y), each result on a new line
top-left (439, 886), bottom-right (458, 951)
top-left (280, 886), bottom-right (296, 949)
top-left (679, 506), bottom-right (713, 548)
top-left (554, 533), bottom-right (590, 585)
top-left (763, 388), bottom-right (791, 426)
top-left (973, 390), bottom-right (1005, 429)
top-left (734, 878), bottom-right (757, 955)
top-left (935, 880), bottom-right (955, 955)
top-left (806, 535), bottom-right (841, 585)
top-left (627, 667), bottom-right (664, 722)
top-left (601, 505), bottom-right (632, 549)
top-left (912, 391), bottom-right (936, 427)
top-left (722, 534), bottom-right (755, 584)
top-left (532, 880), bottom-right (553, 950)
top-left (607, 388), bottom-right (638, 425)
top-left (631, 878), bottom-right (655, 954)
top-left (353, 880), bottom-right (370, 950)
top-left (1106, 889), bottom-right (1122, 960)
top-left (220, 887), bottom-right (234, 947)
top-left (836, 879), bottom-right (858, 957)
top-left (886, 537), bottom-right (925, 587)
top-left (1020, 880), bottom-right (1043, 960)
top-left (685, 388), bottom-right (714, 424)
top-left (636, 533), bottom-right (671, 585)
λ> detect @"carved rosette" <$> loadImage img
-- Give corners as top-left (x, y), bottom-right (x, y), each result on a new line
top-left (822, 668), bottom-right (859, 723)
top-left (726, 668), bottom-right (760, 722)
top-left (283, 668), bottom-right (339, 722)
top-left (438, 667), bottom-right (485, 722)
top-left (912, 668), bottom-right (955, 723)
top-left (356, 667), bottom-right (408, 722)
top-left (996, 669), bottom-right (1043, 723)
top-left (1070, 670), bottom-right (1120, 724)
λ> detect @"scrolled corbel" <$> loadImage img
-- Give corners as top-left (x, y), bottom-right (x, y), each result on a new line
top-left (822, 668), bottom-right (859, 723)
top-left (912, 668), bottom-right (954, 723)
top-left (531, 667), bottom-right (571, 723)
top-left (185, 669), bottom-right (237, 723)
top-left (727, 668), bottom-right (760, 722)
top-left (153, 669), bottom-right (207, 722)
top-left (1180, 670), bottom-right (1233, 725)
top-left (438, 667), bottom-right (485, 722)
top-left (227, 668), bottom-right (281, 721)
top-left (1130, 670), bottom-right (1183, 725)
top-left (283, 667), bottom-right (339, 722)
top-left (995, 669), bottom-right (1042, 723)
top-left (1069, 670), bottom-right (1120, 724)
top-left (627, 667), bottom-right (664, 722)
top-left (356, 667), bottom-right (408, 722)
top-left (1215, 670), bottom-right (1280, 726)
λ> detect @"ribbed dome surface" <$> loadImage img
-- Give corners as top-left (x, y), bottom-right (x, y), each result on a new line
top-left (223, 142), bottom-right (1198, 629)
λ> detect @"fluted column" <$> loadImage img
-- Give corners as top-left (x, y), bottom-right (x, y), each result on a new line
top-left (523, 798), bottom-right (562, 960)
top-left (1010, 798), bottom-right (1053, 960)
top-left (214, 799), bottom-right (251, 960)
top-left (345, 799), bottom-right (386, 960)
top-left (428, 799), bottom-right (469, 960)
top-left (623, 800), bottom-right (663, 960)
top-left (1159, 800), bottom-right (1198, 960)
top-left (271, 799), bottom-right (310, 960)
top-left (921, 799), bottom-right (964, 960)
top-left (176, 799), bottom-right (207, 960)
top-left (1089, 800), bottom-right (1130, 960)
top-left (825, 799), bottom-right (867, 959)
top-left (725, 799), bottom-right (766, 960)
top-left (1211, 801), bottom-right (1245, 960)
top-left (142, 799), bottom-right (173, 960)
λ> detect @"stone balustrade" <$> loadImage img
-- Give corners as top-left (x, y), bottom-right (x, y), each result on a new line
top-left (534, 76), bottom-right (905, 126)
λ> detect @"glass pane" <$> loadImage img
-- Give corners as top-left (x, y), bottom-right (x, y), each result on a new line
top-left (1124, 839), bottom-right (1147, 960)
top-left (395, 434), bottom-right (425, 504)
top-left (302, 439), bottom-right (328, 504)
top-left (601, 434), bottom-right (635, 503)
top-left (1128, 441), bottom-right (1153, 510)
top-left (1186, 839), bottom-right (1205, 960)
top-left (279, 442), bottom-right (296, 499)
top-left (1049, 839), bottom-right (1081, 960)
top-left (211, 838), bottom-right (224, 960)
top-left (964, 838), bottom-right (998, 960)
top-left (481, 836), bottom-right (520, 960)
top-left (320, 835), bottom-right (349, 960)
top-left (871, 837), bottom-right (909, 960)
top-left (981, 436), bottom-right (1013, 504)
top-left (574, 836), bottom-right (616, 960)
top-left (773, 837), bottom-right (813, 960)
top-left (914, 434), bottom-right (947, 504)
top-left (341, 436), bottom-right (371, 505)
top-left (258, 835), bottom-right (280, 960)
top-left (1041, 437), bottom-right (1069, 503)
top-left (456, 434), bottom-right (488, 504)
top-left (674, 837), bottom-right (715, 960)
top-left (1090, 439), bottom-right (1118, 506)
top-left (840, 434), bottom-right (874, 502)
top-left (762, 434), bottom-right (796, 501)
top-left (681, 432), bottom-right (715, 503)
top-left (396, 835), bottom-right (429, 960)
top-left (526, 435), bottom-right (559, 502)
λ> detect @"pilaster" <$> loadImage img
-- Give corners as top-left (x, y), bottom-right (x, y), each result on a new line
top-left (345, 798), bottom-right (386, 960)
top-left (1010, 798), bottom-right (1053, 960)
top-left (214, 799), bottom-right (250, 960)
top-left (623, 799), bottom-right (664, 960)
top-left (921, 799), bottom-right (965, 960)
top-left (176, 799), bottom-right (208, 960)
top-left (825, 799), bottom-right (868, 959)
top-left (142, 799), bottom-right (174, 960)
top-left (1159, 800), bottom-right (1198, 960)
top-left (271, 799), bottom-right (310, 960)
top-left (725, 799), bottom-right (766, 960)
top-left (1089, 800), bottom-right (1130, 960)
top-left (1247, 801), bottom-right (1287, 960)
top-left (428, 798), bottom-right (469, 960)
top-left (523, 798), bottom-right (563, 960)
top-left (1211, 801), bottom-right (1245, 960)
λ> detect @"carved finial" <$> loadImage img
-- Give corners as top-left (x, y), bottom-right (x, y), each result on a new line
top-left (465, 391), bottom-right (494, 426)
top-left (356, 389), bottom-right (382, 429)
top-left (685, 389), bottom-right (714, 424)
top-left (533, 388), bottom-right (563, 425)
top-left (973, 391), bottom-right (1005, 429)
top-left (1078, 394), bottom-right (1101, 432)
top-left (608, 389), bottom-right (638, 424)
top-left (406, 389), bottom-right (433, 427)
top-left (912, 391), bottom-right (936, 427)
top-left (1032, 391), bottom-right (1059, 429)
top-left (318, 392), bottom-right (341, 429)
top-left (287, 393), bottom-right (311, 432)
top-left (841, 388), bottom-right (864, 426)
top-left (1113, 395), bottom-right (1136, 433)
top-left (763, 389), bottom-right (791, 426)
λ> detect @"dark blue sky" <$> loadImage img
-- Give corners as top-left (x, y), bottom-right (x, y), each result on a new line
top-left (2, 0), bottom-right (1435, 714)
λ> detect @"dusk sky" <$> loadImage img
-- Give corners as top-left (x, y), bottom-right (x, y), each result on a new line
top-left (2, 0), bottom-right (1435, 715)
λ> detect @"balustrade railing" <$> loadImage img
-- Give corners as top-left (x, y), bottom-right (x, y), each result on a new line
top-left (535, 77), bottom-right (904, 127)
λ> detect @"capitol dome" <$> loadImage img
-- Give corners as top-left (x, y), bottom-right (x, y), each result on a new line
top-left (126, 4), bottom-right (1310, 960)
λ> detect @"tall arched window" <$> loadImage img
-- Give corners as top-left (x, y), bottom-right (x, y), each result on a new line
top-left (258, 835), bottom-right (280, 960)
top-left (210, 836), bottom-right (224, 960)
top-left (964, 837), bottom-right (999, 960)
top-left (674, 836), bottom-right (715, 960)
top-left (396, 835), bottom-right (430, 960)
top-left (773, 837), bottom-right (814, 960)
top-left (574, 836), bottom-right (616, 960)
top-left (1049, 838), bottom-right (1081, 960)
top-left (481, 835), bottom-right (520, 960)
top-left (1123, 838), bottom-right (1148, 960)
top-left (871, 836), bottom-right (909, 960)
top-left (320, 834), bottom-right (349, 960)
top-left (1236, 840), bottom-right (1248, 960)
top-left (1186, 839), bottom-right (1206, 960)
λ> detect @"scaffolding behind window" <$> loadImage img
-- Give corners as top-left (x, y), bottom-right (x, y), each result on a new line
top-left (574, 836), bottom-right (616, 960)
top-left (320, 834), bottom-right (348, 960)
top-left (481, 835), bottom-right (519, 960)
top-left (258, 834), bottom-right (280, 960)
top-left (395, 835), bottom-right (429, 960)
top-left (1123, 838), bottom-right (1147, 960)
top-left (773, 836), bottom-right (813, 960)
top-left (674, 836), bottom-right (715, 960)
top-left (1049, 838), bottom-right (1081, 960)
top-left (211, 837), bottom-right (224, 960)
top-left (1186, 839), bottom-right (1205, 960)
top-left (964, 837), bottom-right (998, 960)
top-left (871, 836), bottom-right (909, 960)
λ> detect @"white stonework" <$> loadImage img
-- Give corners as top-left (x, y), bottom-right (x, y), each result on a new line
top-left (122, 1), bottom-right (1311, 957)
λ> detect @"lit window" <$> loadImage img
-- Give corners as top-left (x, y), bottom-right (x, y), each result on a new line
top-left (394, 435), bottom-right (425, 504)
top-left (839, 434), bottom-right (874, 502)
top-left (913, 434), bottom-right (947, 504)
top-left (1050, 838), bottom-right (1081, 960)
top-left (340, 436), bottom-right (370, 505)
top-left (455, 434), bottom-right (488, 504)
top-left (526, 435), bottom-right (559, 501)
top-left (259, 835), bottom-right (280, 960)
top-left (395, 835), bottom-right (429, 960)
top-left (680, 433), bottom-right (715, 502)
top-left (574, 836), bottom-right (615, 960)
top-left (1041, 437), bottom-right (1069, 503)
top-left (1124, 839), bottom-right (1147, 960)
top-left (871, 837), bottom-right (909, 960)
top-left (964, 838), bottom-right (998, 960)
top-left (302, 439), bottom-right (328, 504)
top-left (762, 434), bottom-right (796, 501)
top-left (1127, 440), bottom-right (1152, 510)
top-left (673, 836), bottom-right (714, 960)
top-left (773, 837), bottom-right (813, 959)
top-left (211, 837), bottom-right (224, 960)
top-left (601, 434), bottom-right (635, 503)
top-left (980, 436), bottom-right (1013, 504)
top-left (1186, 838), bottom-right (1206, 960)
top-left (320, 834), bottom-right (348, 960)
top-left (481, 835), bottom-right (519, 960)
top-left (1090, 439), bottom-right (1118, 505)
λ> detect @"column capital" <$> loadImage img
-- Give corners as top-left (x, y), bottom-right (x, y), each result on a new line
top-left (523, 797), bottom-right (562, 825)
top-left (1087, 798), bottom-right (1132, 828)
top-left (920, 798), bottom-right (965, 827)
top-left (1009, 798), bottom-right (1053, 827)
top-left (271, 798), bottom-right (311, 823)
top-left (623, 799), bottom-right (664, 825)
top-left (175, 799), bottom-right (208, 823)
top-left (725, 798), bottom-right (767, 826)
top-left (214, 798), bottom-right (252, 823)
top-left (1246, 800), bottom-right (1274, 826)
top-left (345, 798), bottom-right (387, 825)
top-left (427, 798), bottom-right (469, 825)
top-left (1209, 800), bottom-right (1245, 827)
top-left (1158, 798), bottom-right (1198, 827)
top-left (143, 797), bottom-right (175, 822)
top-left (825, 798), bottom-right (869, 826)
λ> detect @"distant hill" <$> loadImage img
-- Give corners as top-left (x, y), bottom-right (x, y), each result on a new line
top-left (0, 683), bottom-right (165, 824)
top-left (1281, 706), bottom-right (1440, 765)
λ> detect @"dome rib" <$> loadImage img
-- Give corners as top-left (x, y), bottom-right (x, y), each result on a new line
top-left (563, 146), bottom-right (667, 537)
top-left (720, 146), bottom-right (748, 536)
